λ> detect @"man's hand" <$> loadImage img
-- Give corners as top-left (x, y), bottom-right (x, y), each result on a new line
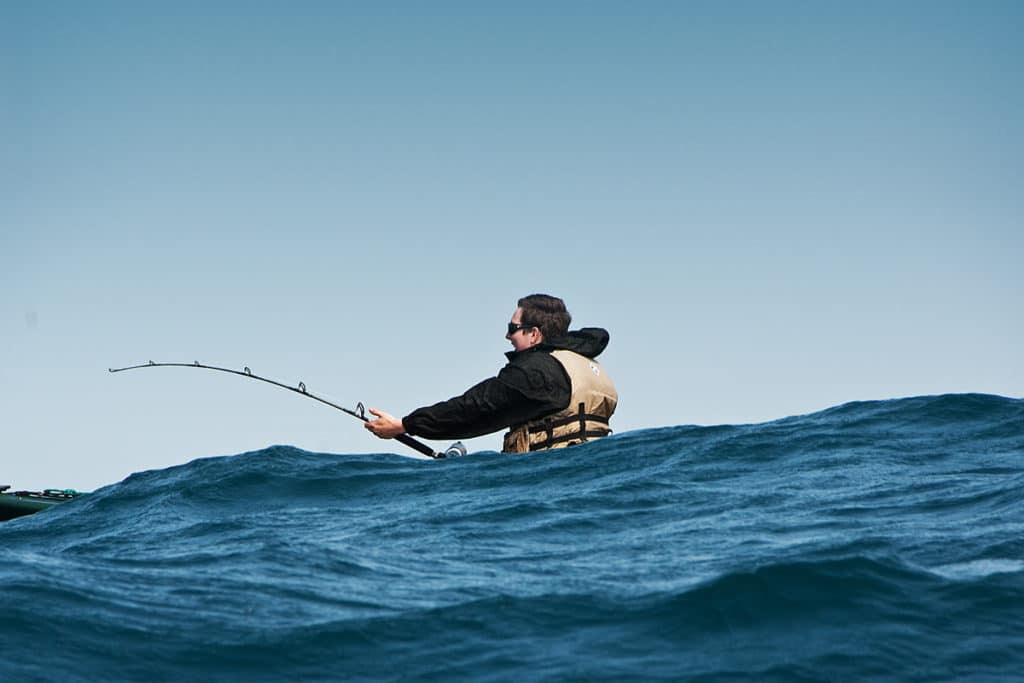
top-left (364, 408), bottom-right (406, 439)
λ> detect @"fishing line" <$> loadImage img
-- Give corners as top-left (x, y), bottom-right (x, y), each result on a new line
top-left (108, 361), bottom-right (462, 459)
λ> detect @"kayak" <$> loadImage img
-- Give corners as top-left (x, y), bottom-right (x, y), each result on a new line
top-left (0, 486), bottom-right (82, 521)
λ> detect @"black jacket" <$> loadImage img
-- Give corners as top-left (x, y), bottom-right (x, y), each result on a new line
top-left (403, 328), bottom-right (611, 441)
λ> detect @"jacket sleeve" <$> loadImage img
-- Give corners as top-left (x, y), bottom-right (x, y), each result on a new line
top-left (402, 354), bottom-right (571, 441)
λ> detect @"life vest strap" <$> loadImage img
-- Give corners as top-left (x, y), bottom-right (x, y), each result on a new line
top-left (528, 428), bottom-right (613, 451)
top-left (525, 412), bottom-right (611, 434)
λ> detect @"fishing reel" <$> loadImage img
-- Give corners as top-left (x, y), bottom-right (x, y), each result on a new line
top-left (442, 441), bottom-right (468, 458)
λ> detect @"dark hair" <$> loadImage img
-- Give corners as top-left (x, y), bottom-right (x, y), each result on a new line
top-left (518, 294), bottom-right (571, 340)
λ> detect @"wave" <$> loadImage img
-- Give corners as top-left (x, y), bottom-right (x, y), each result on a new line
top-left (1, 393), bottom-right (1022, 681)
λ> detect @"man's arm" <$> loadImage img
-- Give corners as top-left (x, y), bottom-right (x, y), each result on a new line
top-left (368, 354), bottom-right (571, 442)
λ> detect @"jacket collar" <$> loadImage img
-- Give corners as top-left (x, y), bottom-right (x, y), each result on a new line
top-left (505, 327), bottom-right (610, 361)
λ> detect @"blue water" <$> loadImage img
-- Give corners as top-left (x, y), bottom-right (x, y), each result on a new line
top-left (2, 394), bottom-right (1022, 682)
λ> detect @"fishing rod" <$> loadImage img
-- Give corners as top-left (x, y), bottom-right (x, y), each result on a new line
top-left (108, 361), bottom-right (465, 459)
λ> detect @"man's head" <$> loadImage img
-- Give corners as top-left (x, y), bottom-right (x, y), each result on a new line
top-left (506, 294), bottom-right (571, 350)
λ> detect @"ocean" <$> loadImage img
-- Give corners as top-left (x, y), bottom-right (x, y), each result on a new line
top-left (2, 393), bottom-right (1022, 682)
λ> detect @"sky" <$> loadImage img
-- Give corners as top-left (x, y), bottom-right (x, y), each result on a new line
top-left (3, 2), bottom-right (1022, 490)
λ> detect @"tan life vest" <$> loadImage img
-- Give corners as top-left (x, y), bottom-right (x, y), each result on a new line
top-left (502, 350), bottom-right (618, 453)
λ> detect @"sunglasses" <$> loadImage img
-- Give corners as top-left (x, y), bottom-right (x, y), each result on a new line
top-left (507, 322), bottom-right (536, 336)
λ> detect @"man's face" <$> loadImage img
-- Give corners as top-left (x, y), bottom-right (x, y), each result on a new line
top-left (506, 306), bottom-right (541, 352)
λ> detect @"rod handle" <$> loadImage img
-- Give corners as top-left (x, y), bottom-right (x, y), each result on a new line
top-left (396, 434), bottom-right (442, 459)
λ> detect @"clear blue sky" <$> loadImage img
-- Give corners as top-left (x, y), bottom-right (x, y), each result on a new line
top-left (3, 2), bottom-right (1021, 490)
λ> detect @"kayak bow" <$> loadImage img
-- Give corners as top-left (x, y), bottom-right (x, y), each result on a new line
top-left (0, 486), bottom-right (82, 522)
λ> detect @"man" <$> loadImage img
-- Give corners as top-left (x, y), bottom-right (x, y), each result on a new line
top-left (365, 294), bottom-right (618, 453)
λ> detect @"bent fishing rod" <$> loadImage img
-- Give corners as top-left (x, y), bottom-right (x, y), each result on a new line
top-left (108, 361), bottom-right (465, 459)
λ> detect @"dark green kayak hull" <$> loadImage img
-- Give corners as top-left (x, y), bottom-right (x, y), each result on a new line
top-left (0, 488), bottom-right (82, 521)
